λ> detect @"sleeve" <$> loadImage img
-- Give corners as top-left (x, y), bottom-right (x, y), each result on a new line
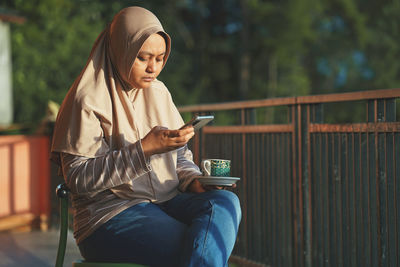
top-left (176, 145), bottom-right (202, 192)
top-left (60, 140), bottom-right (152, 196)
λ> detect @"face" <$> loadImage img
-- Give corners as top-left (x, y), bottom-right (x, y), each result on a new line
top-left (128, 33), bottom-right (166, 88)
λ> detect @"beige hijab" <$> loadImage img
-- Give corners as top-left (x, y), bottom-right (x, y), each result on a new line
top-left (51, 6), bottom-right (184, 198)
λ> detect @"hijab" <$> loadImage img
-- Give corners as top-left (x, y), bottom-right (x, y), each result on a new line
top-left (51, 6), bottom-right (184, 199)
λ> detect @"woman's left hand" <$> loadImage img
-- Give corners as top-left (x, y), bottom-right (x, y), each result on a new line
top-left (187, 179), bottom-right (236, 193)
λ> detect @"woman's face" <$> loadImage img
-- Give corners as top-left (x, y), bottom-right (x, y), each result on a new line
top-left (129, 33), bottom-right (166, 89)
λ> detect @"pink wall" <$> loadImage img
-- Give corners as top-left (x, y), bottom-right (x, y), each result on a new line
top-left (0, 135), bottom-right (50, 221)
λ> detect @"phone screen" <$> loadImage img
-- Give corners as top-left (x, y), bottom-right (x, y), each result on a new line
top-left (180, 115), bottom-right (214, 131)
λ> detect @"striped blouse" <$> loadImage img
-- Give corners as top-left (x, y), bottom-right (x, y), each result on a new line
top-left (60, 140), bottom-right (202, 244)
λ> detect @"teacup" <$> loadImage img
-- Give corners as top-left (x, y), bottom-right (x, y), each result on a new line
top-left (201, 159), bottom-right (231, 177)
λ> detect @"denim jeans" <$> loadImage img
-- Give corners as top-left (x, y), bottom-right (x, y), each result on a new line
top-left (78, 190), bottom-right (242, 267)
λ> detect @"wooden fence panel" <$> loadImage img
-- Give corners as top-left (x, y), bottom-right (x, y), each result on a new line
top-left (0, 135), bottom-right (50, 230)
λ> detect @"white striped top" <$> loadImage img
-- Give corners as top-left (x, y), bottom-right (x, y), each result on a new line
top-left (60, 141), bottom-right (202, 244)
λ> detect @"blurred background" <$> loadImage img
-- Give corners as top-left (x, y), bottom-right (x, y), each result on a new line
top-left (1, 0), bottom-right (400, 132)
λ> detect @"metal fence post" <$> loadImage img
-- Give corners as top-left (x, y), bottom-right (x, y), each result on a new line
top-left (298, 103), bottom-right (323, 267)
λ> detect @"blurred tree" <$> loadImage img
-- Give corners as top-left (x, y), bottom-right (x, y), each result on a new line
top-left (244, 0), bottom-right (321, 99)
top-left (2, 0), bottom-right (399, 126)
top-left (5, 0), bottom-right (103, 124)
top-left (305, 0), bottom-right (369, 94)
top-left (360, 0), bottom-right (400, 90)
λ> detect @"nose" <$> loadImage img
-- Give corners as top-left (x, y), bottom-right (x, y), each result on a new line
top-left (146, 59), bottom-right (157, 73)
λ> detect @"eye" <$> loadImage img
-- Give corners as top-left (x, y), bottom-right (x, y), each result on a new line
top-left (156, 57), bottom-right (164, 62)
top-left (137, 56), bottom-right (147, 62)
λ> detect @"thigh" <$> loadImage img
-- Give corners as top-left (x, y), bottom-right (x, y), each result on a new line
top-left (163, 190), bottom-right (241, 226)
top-left (78, 202), bottom-right (187, 267)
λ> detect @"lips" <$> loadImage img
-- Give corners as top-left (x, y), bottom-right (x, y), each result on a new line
top-left (142, 77), bottom-right (155, 82)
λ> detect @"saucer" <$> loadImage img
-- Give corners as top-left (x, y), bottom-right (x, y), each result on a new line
top-left (195, 176), bottom-right (240, 186)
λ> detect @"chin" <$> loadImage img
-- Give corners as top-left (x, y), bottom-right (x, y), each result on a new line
top-left (141, 84), bottom-right (152, 89)
top-left (141, 81), bottom-right (153, 89)
top-left (130, 82), bottom-right (151, 89)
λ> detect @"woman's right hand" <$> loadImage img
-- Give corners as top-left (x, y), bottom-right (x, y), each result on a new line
top-left (141, 126), bottom-right (195, 158)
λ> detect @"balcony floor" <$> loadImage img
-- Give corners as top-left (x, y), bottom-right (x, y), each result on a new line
top-left (0, 229), bottom-right (81, 267)
top-left (0, 228), bottom-right (245, 267)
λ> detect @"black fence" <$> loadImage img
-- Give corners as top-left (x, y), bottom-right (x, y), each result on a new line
top-left (179, 88), bottom-right (400, 267)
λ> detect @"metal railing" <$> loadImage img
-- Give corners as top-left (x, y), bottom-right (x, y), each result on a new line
top-left (178, 88), bottom-right (400, 267)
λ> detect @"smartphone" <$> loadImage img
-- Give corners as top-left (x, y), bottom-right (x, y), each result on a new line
top-left (179, 115), bottom-right (214, 131)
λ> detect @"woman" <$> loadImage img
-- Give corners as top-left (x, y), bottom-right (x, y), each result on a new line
top-left (51, 6), bottom-right (241, 267)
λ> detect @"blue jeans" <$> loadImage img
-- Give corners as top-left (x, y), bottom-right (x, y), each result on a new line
top-left (78, 190), bottom-right (241, 267)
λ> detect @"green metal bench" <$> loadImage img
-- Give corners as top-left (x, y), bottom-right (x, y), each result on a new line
top-left (55, 183), bottom-right (147, 267)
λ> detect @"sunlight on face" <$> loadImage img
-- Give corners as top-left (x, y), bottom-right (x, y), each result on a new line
top-left (129, 33), bottom-right (166, 88)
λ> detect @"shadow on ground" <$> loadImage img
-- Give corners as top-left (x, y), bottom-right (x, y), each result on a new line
top-left (0, 229), bottom-right (81, 267)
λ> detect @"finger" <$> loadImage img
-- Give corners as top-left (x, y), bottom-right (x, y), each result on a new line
top-left (169, 132), bottom-right (195, 144)
top-left (165, 140), bottom-right (191, 151)
top-left (169, 127), bottom-right (194, 138)
top-left (180, 126), bottom-right (194, 134)
top-left (166, 129), bottom-right (180, 137)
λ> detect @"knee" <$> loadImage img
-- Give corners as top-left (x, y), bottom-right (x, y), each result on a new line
top-left (212, 190), bottom-right (240, 205)
top-left (219, 190), bottom-right (240, 207)
top-left (208, 190), bottom-right (242, 223)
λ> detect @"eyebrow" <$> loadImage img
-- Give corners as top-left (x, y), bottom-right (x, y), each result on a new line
top-left (138, 51), bottom-right (166, 57)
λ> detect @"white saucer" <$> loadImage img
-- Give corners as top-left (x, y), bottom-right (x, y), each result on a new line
top-left (195, 176), bottom-right (240, 186)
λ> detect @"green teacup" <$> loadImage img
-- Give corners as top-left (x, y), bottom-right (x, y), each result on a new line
top-left (201, 159), bottom-right (231, 177)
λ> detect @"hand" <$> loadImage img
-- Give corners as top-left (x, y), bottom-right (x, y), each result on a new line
top-left (141, 126), bottom-right (194, 158)
top-left (187, 179), bottom-right (237, 193)
top-left (187, 179), bottom-right (206, 193)
top-left (204, 184), bottom-right (237, 191)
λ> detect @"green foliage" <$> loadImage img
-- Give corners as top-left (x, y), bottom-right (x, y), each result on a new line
top-left (2, 0), bottom-right (399, 125)
top-left (5, 0), bottom-right (104, 123)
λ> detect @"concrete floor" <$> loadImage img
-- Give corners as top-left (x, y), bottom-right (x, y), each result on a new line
top-left (0, 229), bottom-right (81, 267)
top-left (0, 229), bottom-right (247, 267)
